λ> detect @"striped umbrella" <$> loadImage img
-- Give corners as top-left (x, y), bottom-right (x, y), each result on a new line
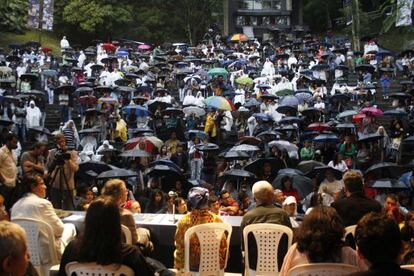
top-left (204, 96), bottom-right (234, 111)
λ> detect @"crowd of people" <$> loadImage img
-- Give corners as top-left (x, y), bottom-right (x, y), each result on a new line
top-left (0, 29), bottom-right (414, 275)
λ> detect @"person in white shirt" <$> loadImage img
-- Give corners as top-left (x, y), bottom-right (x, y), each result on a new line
top-left (328, 153), bottom-right (348, 172)
top-left (26, 100), bottom-right (42, 129)
top-left (60, 36), bottom-right (70, 50)
top-left (313, 96), bottom-right (325, 111)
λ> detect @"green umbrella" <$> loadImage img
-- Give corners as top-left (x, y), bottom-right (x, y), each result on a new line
top-left (276, 89), bottom-right (294, 97)
top-left (337, 110), bottom-right (358, 119)
top-left (208, 67), bottom-right (228, 77)
top-left (235, 76), bottom-right (254, 85)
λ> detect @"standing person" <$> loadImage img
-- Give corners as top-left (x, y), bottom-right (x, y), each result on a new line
top-left (14, 101), bottom-right (27, 143)
top-left (174, 187), bottom-right (226, 271)
top-left (0, 133), bottom-right (18, 210)
top-left (11, 175), bottom-right (76, 258)
top-left (60, 36), bottom-right (70, 51)
top-left (61, 120), bottom-right (79, 150)
top-left (380, 73), bottom-right (391, 100)
top-left (45, 134), bottom-right (79, 210)
top-left (188, 137), bottom-right (203, 180)
top-left (20, 142), bottom-right (47, 178)
top-left (59, 91), bottom-right (70, 123)
top-left (25, 100), bottom-right (42, 129)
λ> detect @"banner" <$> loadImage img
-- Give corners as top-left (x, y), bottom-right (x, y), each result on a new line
top-left (27, 0), bottom-right (40, 29)
top-left (396, 0), bottom-right (413, 27)
top-left (42, 0), bottom-right (54, 30)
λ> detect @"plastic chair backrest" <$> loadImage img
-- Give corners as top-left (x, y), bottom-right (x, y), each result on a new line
top-left (65, 262), bottom-right (134, 276)
top-left (12, 217), bottom-right (59, 267)
top-left (344, 225), bottom-right (357, 240)
top-left (287, 263), bottom-right (359, 276)
top-left (401, 265), bottom-right (414, 271)
top-left (184, 222), bottom-right (232, 276)
top-left (243, 223), bottom-right (293, 276)
top-left (121, 225), bottom-right (132, 245)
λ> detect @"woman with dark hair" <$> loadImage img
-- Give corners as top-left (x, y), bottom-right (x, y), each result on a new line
top-left (279, 207), bottom-right (362, 275)
top-left (145, 189), bottom-right (166, 213)
top-left (401, 211), bottom-right (414, 243)
top-left (58, 197), bottom-right (154, 275)
top-left (281, 176), bottom-right (300, 202)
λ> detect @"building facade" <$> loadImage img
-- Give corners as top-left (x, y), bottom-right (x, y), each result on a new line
top-left (223, 0), bottom-right (303, 40)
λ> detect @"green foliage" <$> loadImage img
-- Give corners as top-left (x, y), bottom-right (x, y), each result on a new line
top-left (0, 0), bottom-right (28, 33)
top-left (303, 0), bottom-right (343, 33)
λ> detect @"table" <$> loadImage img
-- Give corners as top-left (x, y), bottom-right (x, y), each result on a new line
top-left (63, 212), bottom-right (243, 272)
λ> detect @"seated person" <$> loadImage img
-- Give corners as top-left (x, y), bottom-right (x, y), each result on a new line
top-left (219, 190), bottom-right (240, 216)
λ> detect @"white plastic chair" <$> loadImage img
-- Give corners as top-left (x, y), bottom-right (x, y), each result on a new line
top-left (243, 223), bottom-right (293, 276)
top-left (65, 262), bottom-right (134, 275)
top-left (12, 217), bottom-right (59, 276)
top-left (287, 263), bottom-right (359, 276)
top-left (401, 265), bottom-right (414, 271)
top-left (121, 224), bottom-right (132, 245)
top-left (184, 222), bottom-right (233, 276)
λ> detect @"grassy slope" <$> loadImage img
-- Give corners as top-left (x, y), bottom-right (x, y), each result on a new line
top-left (0, 29), bottom-right (61, 56)
top-left (377, 31), bottom-right (413, 52)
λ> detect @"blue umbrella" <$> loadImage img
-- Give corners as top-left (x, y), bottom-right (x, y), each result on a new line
top-left (313, 134), bottom-right (339, 142)
top-left (186, 130), bottom-right (208, 140)
top-left (253, 113), bottom-right (273, 122)
top-left (280, 95), bottom-right (299, 107)
top-left (294, 90), bottom-right (313, 103)
top-left (122, 105), bottom-right (151, 117)
top-left (244, 98), bottom-right (261, 108)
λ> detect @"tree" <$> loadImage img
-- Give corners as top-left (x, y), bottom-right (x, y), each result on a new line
top-left (0, 0), bottom-right (28, 33)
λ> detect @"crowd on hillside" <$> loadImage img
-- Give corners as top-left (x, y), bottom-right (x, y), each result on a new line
top-left (0, 29), bottom-right (414, 275)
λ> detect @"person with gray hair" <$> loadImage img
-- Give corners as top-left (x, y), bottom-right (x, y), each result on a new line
top-left (0, 221), bottom-right (30, 276)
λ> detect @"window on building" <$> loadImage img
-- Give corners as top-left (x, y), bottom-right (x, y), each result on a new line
top-left (238, 0), bottom-right (284, 10)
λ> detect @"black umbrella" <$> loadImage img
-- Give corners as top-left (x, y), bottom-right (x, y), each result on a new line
top-left (150, 160), bottom-right (182, 173)
top-left (55, 85), bottom-right (76, 94)
top-left (78, 128), bottom-right (101, 135)
top-left (20, 73), bottom-right (38, 82)
top-left (28, 126), bottom-right (51, 135)
top-left (161, 107), bottom-right (184, 117)
top-left (145, 164), bottom-right (182, 178)
top-left (221, 169), bottom-right (257, 180)
top-left (77, 161), bottom-right (114, 179)
top-left (301, 107), bottom-right (321, 118)
top-left (355, 64), bottom-right (375, 73)
top-left (358, 133), bottom-right (383, 143)
top-left (389, 93), bottom-right (411, 100)
top-left (24, 90), bottom-right (44, 97)
top-left (244, 158), bottom-right (283, 174)
top-left (310, 166), bottom-right (343, 180)
top-left (313, 134), bottom-right (338, 142)
top-left (218, 150), bottom-right (250, 161)
top-left (365, 162), bottom-right (404, 179)
top-left (114, 79), bottom-right (132, 86)
top-left (90, 64), bottom-right (104, 71)
top-left (331, 93), bottom-right (350, 102)
top-left (97, 169), bottom-right (138, 180)
top-left (94, 86), bottom-right (113, 94)
top-left (136, 86), bottom-right (153, 94)
top-left (296, 160), bottom-right (325, 175)
top-left (368, 178), bottom-right (408, 190)
top-left (244, 98), bottom-right (261, 108)
top-left (116, 86), bottom-right (136, 94)
top-left (276, 105), bottom-right (297, 114)
top-left (97, 148), bottom-right (121, 155)
top-left (119, 149), bottom-right (151, 158)
top-left (0, 119), bottom-right (13, 126)
top-left (84, 108), bottom-right (103, 116)
top-left (311, 64), bottom-right (330, 71)
top-left (272, 169), bottom-right (313, 198)
top-left (256, 130), bottom-right (281, 141)
top-left (383, 110), bottom-right (407, 117)
top-left (147, 100), bottom-right (172, 113)
top-left (336, 123), bottom-right (355, 129)
top-left (279, 116), bottom-right (302, 125)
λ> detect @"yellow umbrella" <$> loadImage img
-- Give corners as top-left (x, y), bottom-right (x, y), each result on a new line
top-left (230, 33), bottom-right (248, 42)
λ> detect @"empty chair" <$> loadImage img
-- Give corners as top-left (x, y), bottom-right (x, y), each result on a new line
top-left (287, 263), bottom-right (359, 276)
top-left (243, 223), bottom-right (293, 276)
top-left (65, 261), bottom-right (134, 275)
top-left (184, 222), bottom-right (232, 276)
top-left (13, 217), bottom-right (59, 276)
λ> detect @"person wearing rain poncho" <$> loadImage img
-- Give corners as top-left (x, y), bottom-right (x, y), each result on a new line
top-left (25, 100), bottom-right (42, 129)
top-left (204, 109), bottom-right (217, 139)
top-left (115, 115), bottom-right (128, 142)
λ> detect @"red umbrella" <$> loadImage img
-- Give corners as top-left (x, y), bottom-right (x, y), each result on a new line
top-left (124, 136), bottom-right (163, 153)
top-left (101, 43), bottom-right (116, 52)
top-left (352, 113), bottom-right (366, 123)
top-left (306, 122), bottom-right (331, 132)
top-left (41, 47), bottom-right (52, 53)
top-left (238, 136), bottom-right (262, 145)
top-left (79, 95), bottom-right (97, 105)
top-left (361, 107), bottom-right (383, 117)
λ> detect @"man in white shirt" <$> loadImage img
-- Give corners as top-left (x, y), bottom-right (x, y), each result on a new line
top-left (60, 36), bottom-right (70, 50)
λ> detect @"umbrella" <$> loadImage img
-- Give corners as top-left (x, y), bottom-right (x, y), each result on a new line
top-left (41, 69), bottom-right (58, 77)
top-left (365, 162), bottom-right (404, 179)
top-left (55, 85), bottom-right (76, 94)
top-left (84, 108), bottom-right (103, 116)
top-left (78, 128), bottom-right (101, 135)
top-left (24, 90), bottom-right (44, 97)
top-left (125, 136), bottom-right (163, 152)
top-left (122, 105), bottom-right (150, 116)
top-left (297, 160), bottom-right (325, 175)
top-left (97, 169), bottom-right (138, 180)
top-left (195, 143), bottom-right (219, 152)
top-left (306, 122), bottom-right (331, 132)
top-left (5, 55), bottom-right (21, 62)
top-left (28, 127), bottom-right (51, 135)
top-left (301, 108), bottom-right (321, 118)
top-left (186, 130), bottom-right (208, 141)
top-left (336, 123), bottom-right (356, 129)
top-left (276, 89), bottom-right (294, 97)
top-left (235, 76), bottom-right (254, 85)
top-left (205, 96), bottom-right (234, 111)
top-left (313, 134), bottom-right (339, 142)
top-left (311, 64), bottom-right (330, 71)
top-left (98, 97), bottom-right (118, 105)
top-left (261, 94), bottom-right (279, 101)
top-left (138, 44), bottom-right (151, 50)
top-left (238, 136), bottom-right (262, 146)
top-left (361, 107), bottom-right (383, 117)
top-left (383, 110), bottom-right (407, 117)
top-left (272, 169), bottom-right (313, 198)
top-left (279, 116), bottom-right (302, 125)
top-left (161, 107), bottom-right (184, 117)
top-left (256, 130), bottom-right (280, 141)
top-left (230, 33), bottom-right (248, 42)
top-left (218, 151), bottom-right (250, 161)
top-left (337, 110), bottom-right (358, 119)
top-left (91, 64), bottom-right (104, 71)
top-left (276, 105), bottom-right (297, 114)
top-left (244, 158), bottom-right (283, 174)
top-left (358, 133), bottom-right (383, 143)
top-left (116, 86), bottom-right (136, 94)
top-left (147, 100), bottom-right (172, 113)
top-left (257, 84), bottom-right (272, 90)
top-left (355, 64), bottom-right (375, 73)
top-left (244, 98), bottom-right (261, 108)
top-left (101, 43), bottom-right (117, 52)
top-left (145, 164), bottom-right (182, 178)
top-left (0, 66), bottom-right (12, 75)
top-left (230, 144), bottom-right (261, 152)
top-left (389, 93), bottom-right (411, 100)
top-left (124, 65), bottom-right (139, 73)
top-left (150, 160), bottom-right (182, 173)
top-left (20, 73), bottom-right (38, 82)
top-left (119, 149), bottom-right (151, 158)
top-left (221, 169), bottom-right (256, 181)
top-left (310, 166), bottom-right (343, 180)
top-left (183, 106), bottom-right (205, 117)
top-left (0, 119), bottom-right (13, 126)
top-left (208, 68), bottom-right (228, 77)
top-left (352, 113), bottom-right (366, 123)
top-left (294, 90), bottom-right (313, 102)
top-left (253, 113), bottom-right (273, 122)
top-left (183, 75), bottom-right (202, 84)
top-left (368, 178), bottom-right (408, 190)
top-left (331, 93), bottom-right (350, 102)
top-left (79, 95), bottom-right (97, 105)
top-left (280, 96), bottom-right (299, 106)
top-left (97, 148), bottom-right (121, 155)
top-left (77, 161), bottom-right (114, 178)
top-left (133, 127), bottom-right (154, 136)
top-left (268, 140), bottom-right (298, 158)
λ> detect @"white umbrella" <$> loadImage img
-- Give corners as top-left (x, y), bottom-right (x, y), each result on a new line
top-left (229, 144), bottom-right (260, 152)
top-left (268, 140), bottom-right (299, 159)
top-left (183, 106), bottom-right (206, 117)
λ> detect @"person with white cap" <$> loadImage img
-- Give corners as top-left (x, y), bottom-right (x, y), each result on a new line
top-left (283, 196), bottom-right (300, 228)
top-left (25, 100), bottom-right (42, 129)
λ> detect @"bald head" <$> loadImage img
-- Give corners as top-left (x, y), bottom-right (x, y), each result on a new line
top-left (252, 181), bottom-right (274, 205)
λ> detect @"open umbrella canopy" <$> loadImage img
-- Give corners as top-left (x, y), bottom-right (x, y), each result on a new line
top-left (230, 33), bottom-right (248, 42)
top-left (361, 107), bottom-right (383, 117)
top-left (221, 169), bottom-right (256, 181)
top-left (365, 162), bottom-right (404, 179)
top-left (358, 133), bottom-right (383, 143)
top-left (238, 136), bottom-right (262, 146)
top-left (147, 100), bottom-right (172, 113)
top-left (205, 96), bottom-right (234, 111)
top-left (355, 64), bottom-right (375, 73)
top-left (337, 110), bottom-right (358, 119)
top-left (161, 107), bottom-right (184, 117)
top-left (276, 89), bottom-right (294, 97)
top-left (306, 122), bottom-right (331, 132)
top-left (119, 149), bottom-right (151, 158)
top-left (77, 161), bottom-right (114, 179)
top-left (97, 169), bottom-right (138, 180)
top-left (368, 178), bottom-right (408, 190)
top-left (146, 164), bottom-right (182, 178)
top-left (279, 116), bottom-right (302, 125)
top-left (313, 134), bottom-right (339, 143)
top-left (336, 123), bottom-right (356, 129)
top-left (256, 130), bottom-right (280, 141)
top-left (235, 76), bottom-right (254, 85)
top-left (268, 140), bottom-right (298, 156)
top-left (125, 136), bottom-right (163, 152)
top-left (272, 169), bottom-right (313, 198)
top-left (218, 150), bottom-right (250, 160)
top-left (383, 110), bottom-right (407, 117)
top-left (244, 158), bottom-right (283, 174)
top-left (276, 105), bottom-right (297, 115)
top-left (78, 128), bottom-right (101, 135)
top-left (101, 43), bottom-right (117, 52)
top-left (183, 106), bottom-right (205, 117)
top-left (297, 160), bottom-right (325, 175)
top-left (28, 126), bottom-right (51, 135)
top-left (309, 166), bottom-right (343, 180)
top-left (195, 143), bottom-right (219, 151)
top-left (208, 68), bottom-right (228, 77)
top-left (244, 98), bottom-right (261, 108)
top-left (186, 130), bottom-right (208, 141)
top-left (150, 160), bottom-right (182, 173)
top-left (280, 95), bottom-right (299, 107)
top-left (229, 144), bottom-right (261, 152)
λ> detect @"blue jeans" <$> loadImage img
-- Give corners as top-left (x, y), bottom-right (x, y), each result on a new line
top-left (60, 105), bottom-right (69, 123)
top-left (16, 123), bottom-right (26, 142)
